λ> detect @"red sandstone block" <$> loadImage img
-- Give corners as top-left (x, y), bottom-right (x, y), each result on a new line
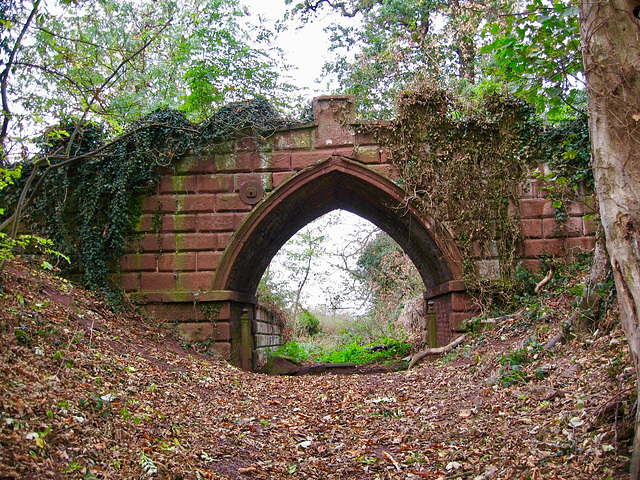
top-left (554, 217), bottom-right (583, 237)
top-left (234, 173), bottom-right (270, 190)
top-left (215, 152), bottom-right (259, 173)
top-left (141, 234), bottom-right (177, 252)
top-left (521, 219), bottom-right (543, 238)
top-left (451, 292), bottom-right (476, 312)
top-left (546, 216), bottom-right (583, 238)
top-left (137, 215), bottom-right (153, 233)
top-left (162, 214), bottom-right (197, 233)
top-left (566, 236), bottom-right (596, 252)
top-left (258, 152), bottom-right (291, 171)
top-left (159, 175), bottom-right (197, 194)
top-left (519, 198), bottom-right (554, 219)
top-left (141, 195), bottom-right (178, 214)
top-left (119, 273), bottom-right (140, 292)
top-left (542, 217), bottom-right (561, 238)
top-left (216, 193), bottom-right (252, 212)
top-left (584, 215), bottom-right (598, 236)
top-left (197, 251), bottom-right (223, 270)
top-left (523, 238), bottom-right (566, 257)
top-left (178, 194), bottom-right (216, 213)
top-left (197, 174), bottom-right (234, 193)
top-left (140, 272), bottom-right (176, 291)
top-left (157, 253), bottom-right (197, 272)
top-left (316, 125), bottom-right (355, 148)
top-left (273, 171), bottom-right (295, 188)
top-left (176, 233), bottom-right (219, 251)
top-left (330, 145), bottom-right (381, 164)
top-left (353, 146), bottom-right (382, 164)
top-left (178, 272), bottom-right (213, 291)
top-left (236, 137), bottom-right (262, 151)
top-left (274, 130), bottom-right (312, 150)
top-left (175, 155), bottom-right (216, 174)
top-left (146, 303), bottom-right (195, 322)
top-left (176, 322), bottom-right (231, 342)
top-left (218, 232), bottom-right (233, 249)
top-left (369, 164), bottom-right (400, 178)
top-left (449, 312), bottom-right (473, 332)
top-left (290, 151), bottom-right (333, 170)
top-left (120, 254), bottom-right (156, 272)
top-left (355, 131), bottom-right (377, 145)
top-left (198, 213), bottom-right (237, 232)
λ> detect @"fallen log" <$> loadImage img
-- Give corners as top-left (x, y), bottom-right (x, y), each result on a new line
top-left (408, 334), bottom-right (467, 369)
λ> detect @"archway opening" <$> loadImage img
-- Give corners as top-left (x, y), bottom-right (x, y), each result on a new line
top-left (212, 156), bottom-right (467, 368)
top-left (258, 209), bottom-right (427, 350)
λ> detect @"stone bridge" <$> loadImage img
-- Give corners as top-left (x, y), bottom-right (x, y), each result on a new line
top-left (119, 96), bottom-right (596, 370)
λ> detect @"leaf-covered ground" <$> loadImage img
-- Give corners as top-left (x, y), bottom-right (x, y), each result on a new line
top-left (0, 259), bottom-right (634, 479)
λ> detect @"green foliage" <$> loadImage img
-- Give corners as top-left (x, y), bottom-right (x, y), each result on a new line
top-left (299, 310), bottom-right (321, 336)
top-left (497, 339), bottom-right (544, 386)
top-left (318, 337), bottom-right (411, 365)
top-left (271, 337), bottom-right (411, 366)
top-left (257, 268), bottom-right (290, 311)
top-left (481, 0), bottom-right (584, 118)
top-left (7, 0), bottom-right (291, 134)
top-left (354, 231), bottom-right (422, 326)
top-left (271, 340), bottom-right (313, 363)
top-left (0, 233), bottom-right (70, 271)
top-left (535, 115), bottom-right (593, 225)
top-left (293, 0), bottom-right (516, 118)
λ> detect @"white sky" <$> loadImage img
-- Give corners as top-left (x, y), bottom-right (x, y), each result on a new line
top-left (242, 0), bottom-right (339, 97)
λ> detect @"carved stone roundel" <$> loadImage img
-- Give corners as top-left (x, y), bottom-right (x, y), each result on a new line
top-left (239, 180), bottom-right (264, 205)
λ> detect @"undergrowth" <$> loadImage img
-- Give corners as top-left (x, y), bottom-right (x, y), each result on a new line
top-left (270, 336), bottom-right (412, 366)
top-left (454, 249), bottom-right (618, 389)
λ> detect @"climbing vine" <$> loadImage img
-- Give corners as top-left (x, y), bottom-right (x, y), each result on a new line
top-left (1, 99), bottom-right (289, 304)
top-left (361, 86), bottom-right (543, 295)
top-left (537, 115), bottom-right (593, 227)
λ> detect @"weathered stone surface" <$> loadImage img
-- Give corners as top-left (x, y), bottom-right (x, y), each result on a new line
top-left (259, 356), bottom-right (301, 376)
top-left (176, 321), bottom-right (231, 342)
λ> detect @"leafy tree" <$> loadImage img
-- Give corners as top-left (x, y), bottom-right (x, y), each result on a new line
top-left (0, 0), bottom-right (291, 278)
top-left (355, 232), bottom-right (422, 323)
top-left (298, 309), bottom-right (322, 336)
top-left (287, 0), bottom-right (516, 117)
top-left (481, 0), bottom-right (585, 118)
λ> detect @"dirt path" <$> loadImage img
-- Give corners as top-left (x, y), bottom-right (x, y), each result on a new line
top-left (0, 259), bottom-right (633, 479)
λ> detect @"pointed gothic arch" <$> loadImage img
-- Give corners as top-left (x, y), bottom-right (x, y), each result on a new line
top-left (212, 154), bottom-right (463, 296)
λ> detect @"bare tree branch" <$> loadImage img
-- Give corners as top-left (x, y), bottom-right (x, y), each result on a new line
top-left (1, 0), bottom-right (41, 166)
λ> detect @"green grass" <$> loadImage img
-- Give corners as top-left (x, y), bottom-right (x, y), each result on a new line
top-left (270, 336), bottom-right (412, 366)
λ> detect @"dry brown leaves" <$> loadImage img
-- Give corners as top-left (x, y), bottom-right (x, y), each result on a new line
top-left (0, 259), bottom-right (633, 479)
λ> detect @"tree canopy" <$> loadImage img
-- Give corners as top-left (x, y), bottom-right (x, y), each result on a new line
top-left (1, 0), bottom-right (292, 165)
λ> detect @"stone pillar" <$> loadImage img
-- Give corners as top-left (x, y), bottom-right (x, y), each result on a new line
top-left (239, 307), bottom-right (254, 371)
top-left (424, 281), bottom-right (476, 345)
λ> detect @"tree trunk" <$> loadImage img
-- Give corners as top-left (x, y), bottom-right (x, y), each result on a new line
top-left (579, 1), bottom-right (640, 477)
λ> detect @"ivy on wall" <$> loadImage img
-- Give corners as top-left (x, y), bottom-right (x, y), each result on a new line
top-left (361, 86), bottom-right (545, 293)
top-left (2, 92), bottom-right (591, 308)
top-left (1, 100), bottom-right (289, 304)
